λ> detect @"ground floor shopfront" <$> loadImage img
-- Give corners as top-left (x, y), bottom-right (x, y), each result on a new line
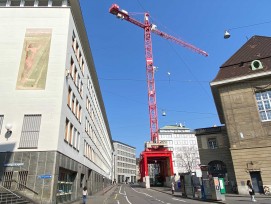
top-left (0, 151), bottom-right (110, 203)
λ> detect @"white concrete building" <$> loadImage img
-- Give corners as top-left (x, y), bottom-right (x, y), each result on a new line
top-left (158, 124), bottom-right (200, 175)
top-left (113, 141), bottom-right (136, 184)
top-left (0, 1), bottom-right (113, 203)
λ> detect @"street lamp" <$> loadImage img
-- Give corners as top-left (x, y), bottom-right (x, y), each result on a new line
top-left (224, 30), bottom-right (231, 39)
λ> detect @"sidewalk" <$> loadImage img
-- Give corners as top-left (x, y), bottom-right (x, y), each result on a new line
top-left (150, 186), bottom-right (182, 197)
top-left (71, 184), bottom-right (118, 204)
top-left (151, 186), bottom-right (271, 203)
top-left (151, 186), bottom-right (223, 203)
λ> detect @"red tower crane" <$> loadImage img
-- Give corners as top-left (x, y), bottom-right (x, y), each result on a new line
top-left (109, 4), bottom-right (208, 186)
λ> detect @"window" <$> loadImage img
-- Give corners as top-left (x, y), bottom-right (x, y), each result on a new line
top-left (23, 0), bottom-right (35, 6)
top-left (38, 0), bottom-right (49, 6)
top-left (208, 138), bottom-right (218, 149)
top-left (0, 0), bottom-right (7, 6)
top-left (70, 57), bottom-right (74, 76)
top-left (0, 115), bottom-right (3, 134)
top-left (65, 118), bottom-right (69, 141)
top-left (19, 114), bottom-right (42, 148)
top-left (256, 90), bottom-right (271, 121)
top-left (67, 87), bottom-right (72, 107)
top-left (10, 0), bottom-right (20, 6)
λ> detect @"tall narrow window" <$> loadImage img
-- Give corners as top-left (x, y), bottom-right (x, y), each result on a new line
top-left (70, 57), bottom-right (74, 77)
top-left (73, 128), bottom-right (77, 148)
top-left (71, 94), bottom-right (75, 113)
top-left (65, 118), bottom-right (69, 142)
top-left (256, 90), bottom-right (271, 121)
top-left (72, 32), bottom-right (76, 50)
top-left (208, 138), bottom-right (218, 149)
top-left (19, 114), bottom-right (41, 148)
top-left (77, 132), bottom-right (80, 151)
top-left (67, 87), bottom-right (72, 108)
top-left (82, 61), bottom-right (85, 75)
top-left (69, 123), bottom-right (73, 145)
top-left (0, 115), bottom-right (3, 134)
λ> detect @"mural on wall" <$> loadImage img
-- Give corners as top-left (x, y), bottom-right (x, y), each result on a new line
top-left (16, 29), bottom-right (52, 90)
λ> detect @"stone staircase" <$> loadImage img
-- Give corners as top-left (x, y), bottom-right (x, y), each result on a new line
top-left (0, 188), bottom-right (32, 204)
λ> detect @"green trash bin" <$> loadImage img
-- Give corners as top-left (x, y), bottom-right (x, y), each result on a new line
top-left (219, 178), bottom-right (226, 194)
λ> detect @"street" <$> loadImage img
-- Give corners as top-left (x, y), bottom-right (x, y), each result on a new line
top-left (96, 184), bottom-right (271, 204)
top-left (105, 184), bottom-right (206, 204)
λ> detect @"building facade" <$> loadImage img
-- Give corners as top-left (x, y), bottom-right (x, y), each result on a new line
top-left (195, 126), bottom-right (236, 193)
top-left (0, 1), bottom-right (113, 203)
top-left (158, 124), bottom-right (200, 175)
top-left (211, 35), bottom-right (271, 194)
top-left (113, 141), bottom-right (136, 184)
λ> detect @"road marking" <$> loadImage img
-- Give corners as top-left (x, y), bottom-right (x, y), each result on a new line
top-left (118, 185), bottom-right (132, 204)
top-left (117, 200), bottom-right (120, 204)
top-left (172, 198), bottom-right (186, 202)
top-left (131, 187), bottom-right (152, 197)
top-left (114, 193), bottom-right (118, 199)
top-left (125, 195), bottom-right (132, 204)
top-left (119, 185), bottom-right (126, 195)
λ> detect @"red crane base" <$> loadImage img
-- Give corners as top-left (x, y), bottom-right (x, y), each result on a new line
top-left (139, 147), bottom-right (174, 187)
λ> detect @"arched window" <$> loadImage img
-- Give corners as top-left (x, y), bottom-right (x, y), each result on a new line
top-left (208, 160), bottom-right (227, 177)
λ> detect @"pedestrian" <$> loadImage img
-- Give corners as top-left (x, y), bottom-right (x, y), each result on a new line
top-left (171, 182), bottom-right (175, 195)
top-left (82, 186), bottom-right (88, 204)
top-left (247, 180), bottom-right (256, 202)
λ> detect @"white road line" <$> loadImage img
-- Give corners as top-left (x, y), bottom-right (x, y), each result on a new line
top-left (131, 187), bottom-right (152, 197)
top-left (117, 200), bottom-right (120, 204)
top-left (172, 198), bottom-right (186, 202)
top-left (119, 185), bottom-right (126, 195)
top-left (125, 195), bottom-right (132, 204)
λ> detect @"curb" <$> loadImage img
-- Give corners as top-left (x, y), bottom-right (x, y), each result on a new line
top-left (151, 187), bottom-right (225, 203)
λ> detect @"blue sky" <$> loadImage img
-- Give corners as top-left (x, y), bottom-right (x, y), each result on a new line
top-left (80, 0), bottom-right (271, 156)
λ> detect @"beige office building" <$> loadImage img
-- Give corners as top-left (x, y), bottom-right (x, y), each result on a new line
top-left (211, 35), bottom-right (271, 194)
top-left (113, 141), bottom-right (136, 184)
top-left (0, 1), bottom-right (113, 203)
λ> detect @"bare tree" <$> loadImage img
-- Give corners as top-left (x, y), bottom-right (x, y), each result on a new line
top-left (176, 146), bottom-right (200, 173)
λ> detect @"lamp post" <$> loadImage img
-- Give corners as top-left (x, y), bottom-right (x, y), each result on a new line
top-left (112, 151), bottom-right (116, 184)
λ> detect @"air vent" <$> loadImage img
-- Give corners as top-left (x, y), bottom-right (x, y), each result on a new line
top-left (251, 60), bottom-right (263, 70)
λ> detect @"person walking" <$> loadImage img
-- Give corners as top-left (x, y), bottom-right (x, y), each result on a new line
top-left (247, 180), bottom-right (256, 202)
top-left (82, 186), bottom-right (88, 204)
top-left (171, 182), bottom-right (175, 195)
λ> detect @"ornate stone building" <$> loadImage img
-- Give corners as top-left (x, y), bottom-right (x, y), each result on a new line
top-left (195, 126), bottom-right (236, 193)
top-left (210, 35), bottom-right (271, 194)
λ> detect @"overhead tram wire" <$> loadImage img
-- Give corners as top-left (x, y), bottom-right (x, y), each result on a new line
top-left (99, 77), bottom-right (209, 83)
top-left (102, 89), bottom-right (217, 116)
top-left (224, 19), bottom-right (271, 38)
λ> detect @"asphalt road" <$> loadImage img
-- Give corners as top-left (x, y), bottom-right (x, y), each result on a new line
top-left (103, 184), bottom-right (271, 204)
top-left (105, 184), bottom-right (215, 204)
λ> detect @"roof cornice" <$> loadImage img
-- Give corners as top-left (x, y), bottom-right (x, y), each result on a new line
top-left (210, 71), bottom-right (271, 87)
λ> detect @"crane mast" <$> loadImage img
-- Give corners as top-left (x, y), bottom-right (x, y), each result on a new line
top-left (109, 4), bottom-right (208, 144)
top-left (144, 13), bottom-right (158, 143)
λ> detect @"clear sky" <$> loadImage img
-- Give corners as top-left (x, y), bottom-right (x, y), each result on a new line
top-left (80, 0), bottom-right (271, 156)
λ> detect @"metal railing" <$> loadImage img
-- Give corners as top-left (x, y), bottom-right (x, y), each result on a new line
top-left (11, 179), bottom-right (39, 195)
top-left (0, 179), bottom-right (40, 203)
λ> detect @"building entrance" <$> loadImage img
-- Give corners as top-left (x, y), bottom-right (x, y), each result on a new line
top-left (250, 171), bottom-right (264, 193)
